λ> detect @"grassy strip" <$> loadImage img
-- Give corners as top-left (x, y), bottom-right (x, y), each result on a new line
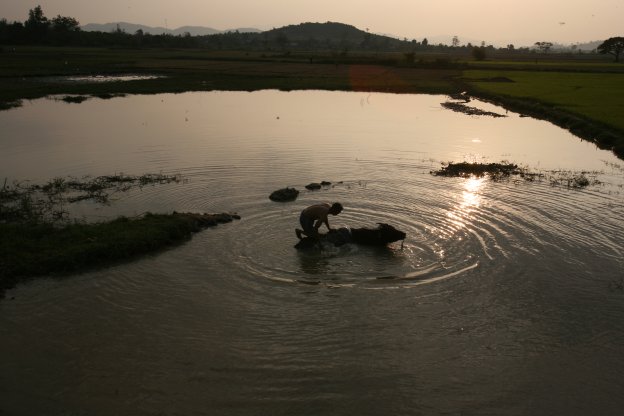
top-left (0, 212), bottom-right (238, 296)
top-left (0, 46), bottom-right (461, 108)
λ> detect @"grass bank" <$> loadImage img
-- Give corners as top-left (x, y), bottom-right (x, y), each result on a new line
top-left (0, 212), bottom-right (239, 296)
top-left (0, 172), bottom-right (240, 296)
top-left (0, 46), bottom-right (460, 109)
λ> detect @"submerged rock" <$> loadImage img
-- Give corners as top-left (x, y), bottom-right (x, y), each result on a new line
top-left (305, 181), bottom-right (334, 190)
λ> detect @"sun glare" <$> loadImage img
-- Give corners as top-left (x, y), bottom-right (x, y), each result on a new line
top-left (444, 175), bottom-right (485, 236)
top-left (462, 176), bottom-right (485, 207)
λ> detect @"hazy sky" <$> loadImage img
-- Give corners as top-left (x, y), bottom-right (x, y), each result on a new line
top-left (2, 0), bottom-right (622, 46)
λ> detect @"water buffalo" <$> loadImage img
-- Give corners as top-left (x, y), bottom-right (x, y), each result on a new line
top-left (294, 223), bottom-right (406, 250)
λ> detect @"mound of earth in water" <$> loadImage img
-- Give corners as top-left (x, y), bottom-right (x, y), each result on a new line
top-left (305, 181), bottom-right (332, 190)
top-left (441, 101), bottom-right (506, 118)
top-left (269, 187), bottom-right (299, 202)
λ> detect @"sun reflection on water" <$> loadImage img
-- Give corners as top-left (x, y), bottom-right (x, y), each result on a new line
top-left (462, 176), bottom-right (485, 208)
top-left (445, 176), bottom-right (486, 234)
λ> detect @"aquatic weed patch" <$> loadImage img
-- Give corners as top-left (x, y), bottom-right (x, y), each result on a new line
top-left (432, 162), bottom-right (520, 178)
top-left (1, 173), bottom-right (181, 223)
top-left (431, 162), bottom-right (602, 189)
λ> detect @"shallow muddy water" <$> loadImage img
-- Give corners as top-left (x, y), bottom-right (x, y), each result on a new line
top-left (35, 74), bottom-right (163, 84)
top-left (1, 91), bottom-right (624, 415)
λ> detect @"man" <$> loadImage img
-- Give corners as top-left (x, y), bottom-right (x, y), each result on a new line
top-left (296, 202), bottom-right (343, 240)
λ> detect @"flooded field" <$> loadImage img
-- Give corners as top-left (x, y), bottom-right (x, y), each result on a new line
top-left (1, 90), bottom-right (623, 415)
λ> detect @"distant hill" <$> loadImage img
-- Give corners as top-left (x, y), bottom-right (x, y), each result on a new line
top-left (80, 21), bottom-right (604, 51)
top-left (81, 21), bottom-right (409, 50)
top-left (265, 22), bottom-right (368, 42)
top-left (81, 22), bottom-right (260, 36)
top-left (262, 22), bottom-right (406, 49)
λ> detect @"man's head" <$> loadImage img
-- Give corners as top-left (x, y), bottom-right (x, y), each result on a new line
top-left (329, 202), bottom-right (343, 215)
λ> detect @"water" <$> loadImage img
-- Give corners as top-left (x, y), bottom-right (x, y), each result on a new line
top-left (35, 74), bottom-right (163, 84)
top-left (1, 91), bottom-right (624, 415)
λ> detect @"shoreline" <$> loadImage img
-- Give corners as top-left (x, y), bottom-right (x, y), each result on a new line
top-left (1, 51), bottom-right (622, 159)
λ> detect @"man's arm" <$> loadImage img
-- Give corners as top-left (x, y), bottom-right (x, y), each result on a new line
top-left (314, 212), bottom-right (331, 231)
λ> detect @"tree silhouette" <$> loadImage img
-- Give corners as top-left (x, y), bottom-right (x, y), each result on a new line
top-left (534, 41), bottom-right (553, 53)
top-left (51, 15), bottom-right (79, 32)
top-left (50, 15), bottom-right (80, 44)
top-left (597, 37), bottom-right (624, 62)
top-left (24, 5), bottom-right (49, 42)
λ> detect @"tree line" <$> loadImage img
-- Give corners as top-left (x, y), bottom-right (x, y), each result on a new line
top-left (2, 6), bottom-right (623, 62)
top-left (0, 6), bottom-right (199, 48)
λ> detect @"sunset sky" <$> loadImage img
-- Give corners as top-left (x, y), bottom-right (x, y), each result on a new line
top-left (2, 0), bottom-right (622, 46)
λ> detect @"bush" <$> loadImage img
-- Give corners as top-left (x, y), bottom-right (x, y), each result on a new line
top-left (472, 47), bottom-right (486, 61)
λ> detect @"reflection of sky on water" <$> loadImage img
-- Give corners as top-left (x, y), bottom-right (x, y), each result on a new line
top-left (0, 90), bottom-right (621, 183)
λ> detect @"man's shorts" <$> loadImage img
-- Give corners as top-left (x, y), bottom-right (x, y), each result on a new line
top-left (299, 212), bottom-right (316, 235)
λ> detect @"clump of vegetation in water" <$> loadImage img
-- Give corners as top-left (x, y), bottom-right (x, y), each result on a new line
top-left (1, 173), bottom-right (181, 223)
top-left (546, 171), bottom-right (601, 188)
top-left (431, 162), bottom-right (601, 189)
top-left (432, 162), bottom-right (519, 178)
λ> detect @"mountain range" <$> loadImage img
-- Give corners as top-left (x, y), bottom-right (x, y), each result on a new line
top-left (81, 22), bottom-right (260, 36)
top-left (81, 21), bottom-right (602, 50)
